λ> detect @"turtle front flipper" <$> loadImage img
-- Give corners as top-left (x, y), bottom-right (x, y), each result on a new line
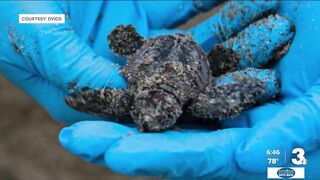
top-left (188, 68), bottom-right (279, 120)
top-left (65, 89), bottom-right (132, 119)
top-left (108, 25), bottom-right (146, 57)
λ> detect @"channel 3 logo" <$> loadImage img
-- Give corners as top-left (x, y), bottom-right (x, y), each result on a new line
top-left (267, 148), bottom-right (307, 179)
top-left (291, 148), bottom-right (307, 165)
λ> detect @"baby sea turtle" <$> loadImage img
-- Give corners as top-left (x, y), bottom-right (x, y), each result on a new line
top-left (66, 15), bottom-right (294, 132)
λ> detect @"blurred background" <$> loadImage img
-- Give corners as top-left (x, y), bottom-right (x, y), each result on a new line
top-left (0, 5), bottom-right (219, 180)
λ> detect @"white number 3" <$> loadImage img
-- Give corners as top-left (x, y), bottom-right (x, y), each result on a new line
top-left (292, 148), bottom-right (308, 165)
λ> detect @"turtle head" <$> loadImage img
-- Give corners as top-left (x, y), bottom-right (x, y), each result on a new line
top-left (131, 90), bottom-right (182, 132)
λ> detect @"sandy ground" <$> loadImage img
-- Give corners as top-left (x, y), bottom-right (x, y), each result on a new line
top-left (0, 5), bottom-right (219, 180)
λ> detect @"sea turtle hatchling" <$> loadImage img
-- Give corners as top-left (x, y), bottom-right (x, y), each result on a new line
top-left (65, 15), bottom-right (295, 132)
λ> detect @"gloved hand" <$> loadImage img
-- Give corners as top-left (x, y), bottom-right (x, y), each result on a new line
top-left (0, 1), bottom-right (223, 124)
top-left (58, 1), bottom-right (320, 179)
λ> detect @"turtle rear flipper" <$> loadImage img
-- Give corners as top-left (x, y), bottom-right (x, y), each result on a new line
top-left (188, 77), bottom-right (268, 120)
top-left (65, 89), bottom-right (132, 118)
top-left (108, 25), bottom-right (146, 57)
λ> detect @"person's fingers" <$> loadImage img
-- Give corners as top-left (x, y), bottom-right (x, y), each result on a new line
top-left (216, 67), bottom-right (283, 129)
top-left (58, 120), bottom-right (246, 178)
top-left (210, 67), bottom-right (280, 129)
top-left (148, 29), bottom-right (186, 37)
top-left (0, 62), bottom-right (107, 124)
top-left (59, 121), bottom-right (135, 163)
top-left (220, 101), bottom-right (283, 129)
top-left (215, 68), bottom-right (280, 102)
top-left (208, 14), bottom-right (295, 75)
top-left (276, 1), bottom-right (320, 100)
top-left (209, 13), bottom-right (294, 129)
top-left (189, 0), bottom-right (279, 52)
top-left (0, 1), bottom-right (126, 93)
top-left (236, 81), bottom-right (320, 173)
top-left (140, 1), bottom-right (223, 29)
top-left (105, 128), bottom-right (249, 179)
top-left (233, 1), bottom-right (320, 176)
top-left (59, 120), bottom-right (248, 178)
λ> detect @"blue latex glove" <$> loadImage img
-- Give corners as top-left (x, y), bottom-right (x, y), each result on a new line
top-left (0, 1), bottom-right (222, 124)
top-left (58, 1), bottom-right (320, 179)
